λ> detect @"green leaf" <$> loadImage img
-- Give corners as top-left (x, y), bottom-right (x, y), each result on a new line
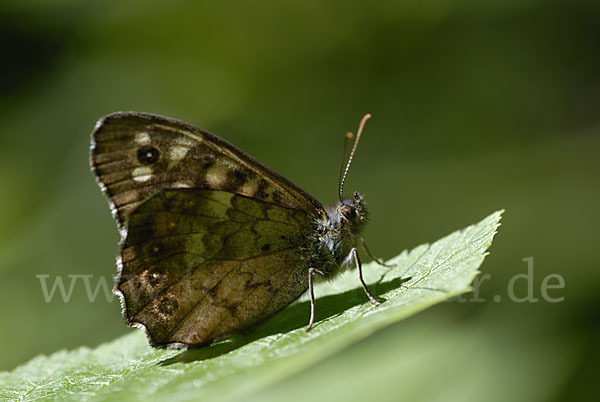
top-left (0, 210), bottom-right (503, 402)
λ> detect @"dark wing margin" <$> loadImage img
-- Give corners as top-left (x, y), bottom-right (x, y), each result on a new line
top-left (116, 189), bottom-right (313, 347)
top-left (90, 111), bottom-right (324, 233)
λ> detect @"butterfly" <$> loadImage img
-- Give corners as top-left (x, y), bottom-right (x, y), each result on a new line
top-left (90, 112), bottom-right (389, 348)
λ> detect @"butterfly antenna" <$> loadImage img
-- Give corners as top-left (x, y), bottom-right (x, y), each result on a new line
top-left (338, 113), bottom-right (371, 202)
top-left (337, 131), bottom-right (353, 202)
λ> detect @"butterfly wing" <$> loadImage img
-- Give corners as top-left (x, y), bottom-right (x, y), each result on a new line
top-left (90, 111), bottom-right (323, 233)
top-left (90, 112), bottom-right (325, 346)
top-left (118, 188), bottom-right (313, 346)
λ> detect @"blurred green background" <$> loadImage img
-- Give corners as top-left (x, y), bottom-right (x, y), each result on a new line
top-left (0, 0), bottom-right (598, 400)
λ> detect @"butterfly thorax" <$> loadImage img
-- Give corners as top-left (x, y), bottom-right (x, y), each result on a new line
top-left (312, 191), bottom-right (368, 277)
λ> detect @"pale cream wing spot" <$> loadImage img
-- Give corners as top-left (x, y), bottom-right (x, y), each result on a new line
top-left (173, 133), bottom-right (198, 147)
top-left (240, 180), bottom-right (258, 197)
top-left (132, 166), bottom-right (153, 182)
top-left (168, 145), bottom-right (192, 169)
top-left (205, 164), bottom-right (229, 187)
top-left (172, 181), bottom-right (193, 188)
top-left (169, 145), bottom-right (190, 161)
top-left (135, 132), bottom-right (151, 145)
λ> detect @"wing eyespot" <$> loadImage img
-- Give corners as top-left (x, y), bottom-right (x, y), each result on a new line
top-left (137, 145), bottom-right (160, 165)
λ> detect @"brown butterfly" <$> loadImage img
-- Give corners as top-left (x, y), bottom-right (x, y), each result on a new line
top-left (90, 112), bottom-right (389, 348)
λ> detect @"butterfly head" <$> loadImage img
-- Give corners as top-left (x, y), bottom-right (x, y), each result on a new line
top-left (337, 191), bottom-right (368, 228)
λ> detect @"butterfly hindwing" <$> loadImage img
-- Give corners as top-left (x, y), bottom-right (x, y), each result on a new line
top-left (118, 189), bottom-right (313, 346)
top-left (90, 112), bottom-right (323, 232)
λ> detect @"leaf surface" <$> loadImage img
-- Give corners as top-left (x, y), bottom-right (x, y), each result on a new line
top-left (0, 211), bottom-right (503, 402)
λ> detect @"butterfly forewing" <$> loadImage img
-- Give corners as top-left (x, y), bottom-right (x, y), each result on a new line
top-left (91, 112), bottom-right (323, 231)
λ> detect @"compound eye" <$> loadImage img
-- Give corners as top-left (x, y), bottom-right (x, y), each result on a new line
top-left (340, 204), bottom-right (355, 220)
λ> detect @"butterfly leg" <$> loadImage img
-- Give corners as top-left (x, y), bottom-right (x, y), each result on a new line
top-left (360, 237), bottom-right (396, 268)
top-left (351, 248), bottom-right (381, 305)
top-left (306, 267), bottom-right (326, 332)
